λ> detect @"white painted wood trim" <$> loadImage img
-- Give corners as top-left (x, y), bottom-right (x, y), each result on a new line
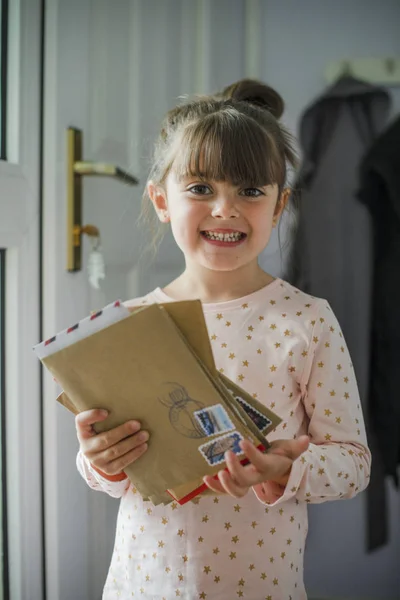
top-left (6, 0), bottom-right (20, 164)
top-left (244, 0), bottom-right (262, 79)
top-left (0, 164), bottom-right (27, 245)
top-left (128, 0), bottom-right (142, 175)
top-left (180, 0), bottom-right (196, 96)
top-left (42, 0), bottom-right (60, 597)
top-left (87, 0), bottom-right (110, 159)
top-left (5, 249), bottom-right (22, 600)
top-left (2, 0), bottom-right (43, 598)
top-left (196, 0), bottom-right (212, 93)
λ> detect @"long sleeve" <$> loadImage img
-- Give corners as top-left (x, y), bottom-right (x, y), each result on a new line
top-left (76, 449), bottom-right (131, 499)
top-left (254, 299), bottom-right (371, 506)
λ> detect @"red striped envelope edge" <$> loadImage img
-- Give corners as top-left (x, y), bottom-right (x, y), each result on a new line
top-left (167, 443), bottom-right (266, 505)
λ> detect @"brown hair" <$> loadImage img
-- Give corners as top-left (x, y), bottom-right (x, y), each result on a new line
top-left (141, 79), bottom-right (298, 254)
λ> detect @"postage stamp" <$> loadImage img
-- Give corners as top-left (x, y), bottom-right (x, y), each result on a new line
top-left (199, 431), bottom-right (244, 466)
top-left (232, 394), bottom-right (272, 432)
top-left (194, 404), bottom-right (234, 437)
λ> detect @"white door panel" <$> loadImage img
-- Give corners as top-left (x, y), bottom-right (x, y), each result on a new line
top-left (43, 1), bottom-right (262, 598)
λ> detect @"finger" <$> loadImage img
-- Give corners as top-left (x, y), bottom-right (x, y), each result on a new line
top-left (98, 442), bottom-right (148, 476)
top-left (295, 435), bottom-right (310, 453)
top-left (240, 440), bottom-right (271, 469)
top-left (92, 430), bottom-right (149, 466)
top-left (240, 440), bottom-right (293, 480)
top-left (217, 469), bottom-right (249, 498)
top-left (203, 473), bottom-right (239, 496)
top-left (241, 436), bottom-right (309, 468)
top-left (75, 409), bottom-right (109, 440)
top-left (82, 419), bottom-right (141, 452)
top-left (203, 461), bottom-right (254, 495)
top-left (203, 475), bottom-right (226, 494)
top-left (224, 450), bottom-right (262, 488)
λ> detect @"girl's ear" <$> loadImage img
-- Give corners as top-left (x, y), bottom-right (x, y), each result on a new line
top-left (147, 181), bottom-right (170, 223)
top-left (272, 188), bottom-right (291, 227)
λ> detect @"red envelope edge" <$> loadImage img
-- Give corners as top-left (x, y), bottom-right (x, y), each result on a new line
top-left (167, 443), bottom-right (267, 505)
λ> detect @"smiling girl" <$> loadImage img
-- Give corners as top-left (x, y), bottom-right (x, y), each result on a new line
top-left (75, 79), bottom-right (371, 599)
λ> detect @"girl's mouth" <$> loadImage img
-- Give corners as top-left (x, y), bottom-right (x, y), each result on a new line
top-left (200, 230), bottom-right (247, 247)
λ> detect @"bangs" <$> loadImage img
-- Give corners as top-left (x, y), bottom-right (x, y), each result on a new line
top-left (170, 109), bottom-right (285, 188)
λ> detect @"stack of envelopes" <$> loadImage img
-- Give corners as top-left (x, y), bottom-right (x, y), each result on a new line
top-left (34, 299), bottom-right (281, 505)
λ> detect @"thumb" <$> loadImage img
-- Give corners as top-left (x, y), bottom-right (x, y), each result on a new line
top-left (75, 409), bottom-right (109, 442)
top-left (268, 435), bottom-right (310, 461)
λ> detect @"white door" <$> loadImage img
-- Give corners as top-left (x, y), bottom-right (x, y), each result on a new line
top-left (42, 1), bottom-right (263, 598)
top-left (0, 0), bottom-right (43, 598)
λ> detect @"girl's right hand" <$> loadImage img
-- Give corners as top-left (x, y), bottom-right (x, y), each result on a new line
top-left (76, 409), bottom-right (149, 476)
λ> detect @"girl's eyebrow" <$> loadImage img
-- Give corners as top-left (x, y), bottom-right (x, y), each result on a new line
top-left (183, 172), bottom-right (208, 179)
top-left (177, 174), bottom-right (277, 190)
top-left (178, 175), bottom-right (210, 184)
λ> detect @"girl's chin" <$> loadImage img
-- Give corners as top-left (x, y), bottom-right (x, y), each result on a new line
top-left (196, 256), bottom-right (250, 272)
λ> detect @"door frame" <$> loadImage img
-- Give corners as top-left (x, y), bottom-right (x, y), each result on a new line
top-left (0, 0), bottom-right (44, 598)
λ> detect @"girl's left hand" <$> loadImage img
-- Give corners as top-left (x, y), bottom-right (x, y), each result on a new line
top-left (203, 435), bottom-right (310, 498)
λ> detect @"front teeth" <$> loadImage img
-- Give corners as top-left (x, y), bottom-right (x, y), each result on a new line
top-left (203, 231), bottom-right (243, 242)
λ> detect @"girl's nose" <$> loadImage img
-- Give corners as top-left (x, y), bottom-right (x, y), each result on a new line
top-left (211, 197), bottom-right (240, 219)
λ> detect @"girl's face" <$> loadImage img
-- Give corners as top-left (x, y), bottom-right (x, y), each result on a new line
top-left (148, 172), bottom-right (289, 273)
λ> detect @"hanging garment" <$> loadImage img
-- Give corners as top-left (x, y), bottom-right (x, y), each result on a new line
top-left (358, 115), bottom-right (400, 485)
top-left (286, 76), bottom-right (391, 550)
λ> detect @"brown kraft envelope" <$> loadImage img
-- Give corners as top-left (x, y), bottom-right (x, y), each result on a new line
top-left (128, 301), bottom-right (281, 440)
top-left (57, 300), bottom-right (282, 505)
top-left (126, 302), bottom-right (281, 504)
top-left (126, 301), bottom-right (281, 504)
top-left (45, 303), bottom-right (270, 499)
top-left (166, 373), bottom-right (281, 504)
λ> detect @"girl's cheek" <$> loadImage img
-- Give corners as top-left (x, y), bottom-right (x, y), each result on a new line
top-left (172, 203), bottom-right (200, 220)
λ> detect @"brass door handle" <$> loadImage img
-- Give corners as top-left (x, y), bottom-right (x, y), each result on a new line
top-left (73, 161), bottom-right (138, 186)
top-left (66, 127), bottom-right (139, 271)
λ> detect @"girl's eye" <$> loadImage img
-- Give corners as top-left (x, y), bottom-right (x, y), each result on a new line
top-left (187, 184), bottom-right (212, 196)
top-left (241, 188), bottom-right (264, 198)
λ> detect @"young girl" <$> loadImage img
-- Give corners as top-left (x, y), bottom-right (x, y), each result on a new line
top-left (75, 79), bottom-right (371, 600)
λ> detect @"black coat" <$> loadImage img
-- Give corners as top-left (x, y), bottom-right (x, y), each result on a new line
top-left (286, 77), bottom-right (393, 550)
top-left (287, 77), bottom-right (390, 414)
top-left (358, 115), bottom-right (400, 484)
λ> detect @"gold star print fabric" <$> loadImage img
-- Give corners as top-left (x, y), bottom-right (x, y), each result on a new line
top-left (77, 278), bottom-right (370, 599)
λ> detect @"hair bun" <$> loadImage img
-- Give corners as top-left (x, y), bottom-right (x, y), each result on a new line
top-left (218, 78), bottom-right (284, 119)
